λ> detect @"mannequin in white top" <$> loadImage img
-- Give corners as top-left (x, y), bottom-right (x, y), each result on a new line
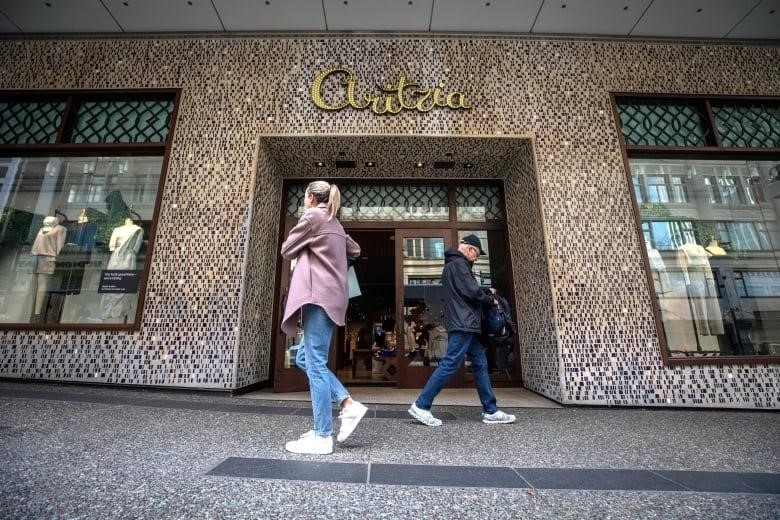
top-left (676, 236), bottom-right (723, 336)
top-left (107, 218), bottom-right (143, 269)
top-left (30, 216), bottom-right (67, 318)
top-left (101, 218), bottom-right (144, 321)
top-left (404, 315), bottom-right (417, 353)
top-left (705, 235), bottom-right (727, 256)
top-left (645, 240), bottom-right (670, 294)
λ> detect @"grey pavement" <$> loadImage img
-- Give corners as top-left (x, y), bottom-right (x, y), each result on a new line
top-left (0, 380), bottom-right (778, 519)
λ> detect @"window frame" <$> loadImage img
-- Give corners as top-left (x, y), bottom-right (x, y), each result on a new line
top-left (611, 92), bottom-right (780, 366)
top-left (0, 88), bottom-right (181, 331)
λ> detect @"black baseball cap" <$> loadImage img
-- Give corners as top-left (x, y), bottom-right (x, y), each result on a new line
top-left (460, 234), bottom-right (486, 255)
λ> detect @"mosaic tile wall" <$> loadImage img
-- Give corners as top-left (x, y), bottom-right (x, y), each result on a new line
top-left (0, 35), bottom-right (777, 407)
top-left (503, 141), bottom-right (562, 401)
top-left (236, 142), bottom-right (281, 388)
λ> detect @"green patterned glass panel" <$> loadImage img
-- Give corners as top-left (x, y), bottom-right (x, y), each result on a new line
top-left (456, 185), bottom-right (504, 221)
top-left (618, 100), bottom-right (710, 147)
top-left (286, 182), bottom-right (308, 216)
top-left (71, 99), bottom-right (174, 143)
top-left (712, 102), bottom-right (780, 148)
top-left (285, 183), bottom-right (449, 221)
top-left (0, 101), bottom-right (65, 144)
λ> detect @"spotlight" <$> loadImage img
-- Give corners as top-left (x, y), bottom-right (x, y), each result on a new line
top-left (414, 162), bottom-right (424, 168)
top-left (315, 161), bottom-right (326, 167)
top-left (464, 163), bottom-right (473, 168)
top-left (365, 161), bottom-right (376, 167)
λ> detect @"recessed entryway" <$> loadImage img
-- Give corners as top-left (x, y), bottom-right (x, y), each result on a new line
top-left (257, 135), bottom-right (550, 397)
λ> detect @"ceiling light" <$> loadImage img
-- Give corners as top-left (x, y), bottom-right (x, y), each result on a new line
top-left (315, 161), bottom-right (325, 167)
top-left (464, 163), bottom-right (473, 169)
top-left (414, 162), bottom-right (424, 168)
top-left (365, 161), bottom-right (376, 167)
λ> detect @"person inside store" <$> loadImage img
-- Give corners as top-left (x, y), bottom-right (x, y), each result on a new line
top-left (408, 234), bottom-right (517, 426)
top-left (30, 215), bottom-right (67, 322)
top-left (279, 180), bottom-right (367, 455)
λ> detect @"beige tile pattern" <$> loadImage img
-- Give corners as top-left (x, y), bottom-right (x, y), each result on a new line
top-left (0, 35), bottom-right (777, 407)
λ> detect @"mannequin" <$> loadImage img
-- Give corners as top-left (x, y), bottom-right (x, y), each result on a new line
top-left (100, 219), bottom-right (144, 321)
top-left (403, 315), bottom-right (417, 353)
top-left (705, 236), bottom-right (727, 256)
top-left (645, 240), bottom-right (670, 294)
top-left (107, 218), bottom-right (143, 269)
top-left (30, 216), bottom-right (67, 320)
top-left (676, 237), bottom-right (724, 336)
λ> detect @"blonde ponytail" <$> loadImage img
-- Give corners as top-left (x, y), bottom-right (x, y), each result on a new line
top-left (305, 180), bottom-right (341, 220)
top-left (327, 184), bottom-right (341, 220)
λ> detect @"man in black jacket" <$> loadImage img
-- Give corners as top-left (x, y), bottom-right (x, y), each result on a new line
top-left (408, 234), bottom-right (516, 426)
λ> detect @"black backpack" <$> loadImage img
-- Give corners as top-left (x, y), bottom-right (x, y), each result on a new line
top-left (480, 296), bottom-right (514, 349)
top-left (480, 295), bottom-right (516, 372)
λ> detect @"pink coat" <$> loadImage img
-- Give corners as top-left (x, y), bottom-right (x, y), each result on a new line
top-left (280, 203), bottom-right (361, 335)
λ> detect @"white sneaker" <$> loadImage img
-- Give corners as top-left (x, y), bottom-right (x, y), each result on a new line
top-left (408, 402), bottom-right (442, 427)
top-left (337, 401), bottom-right (368, 443)
top-left (284, 430), bottom-right (333, 454)
top-left (482, 410), bottom-right (516, 424)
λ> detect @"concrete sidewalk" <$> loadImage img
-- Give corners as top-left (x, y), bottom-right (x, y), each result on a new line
top-left (1, 381), bottom-right (778, 519)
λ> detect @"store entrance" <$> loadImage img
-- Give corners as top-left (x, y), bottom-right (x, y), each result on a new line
top-left (271, 177), bottom-right (521, 393)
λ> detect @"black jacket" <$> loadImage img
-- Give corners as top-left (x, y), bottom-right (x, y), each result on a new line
top-left (441, 248), bottom-right (494, 333)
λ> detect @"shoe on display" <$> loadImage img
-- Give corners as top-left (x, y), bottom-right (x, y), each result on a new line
top-left (481, 410), bottom-right (516, 424)
top-left (408, 402), bottom-right (442, 427)
top-left (337, 401), bottom-right (368, 443)
top-left (285, 431), bottom-right (334, 455)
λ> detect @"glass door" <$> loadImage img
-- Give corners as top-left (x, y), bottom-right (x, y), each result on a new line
top-left (395, 229), bottom-right (456, 388)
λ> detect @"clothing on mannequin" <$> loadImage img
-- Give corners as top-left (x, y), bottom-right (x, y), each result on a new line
top-left (404, 316), bottom-right (417, 352)
top-left (107, 219), bottom-right (143, 269)
top-left (100, 219), bottom-right (144, 320)
top-left (676, 239), bottom-right (724, 336)
top-left (645, 240), bottom-right (670, 294)
top-left (705, 236), bottom-right (727, 256)
top-left (30, 216), bottom-right (67, 319)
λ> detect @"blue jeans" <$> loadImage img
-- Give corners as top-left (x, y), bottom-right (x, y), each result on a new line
top-left (300, 304), bottom-right (350, 437)
top-left (294, 334), bottom-right (350, 406)
top-left (415, 330), bottom-right (498, 414)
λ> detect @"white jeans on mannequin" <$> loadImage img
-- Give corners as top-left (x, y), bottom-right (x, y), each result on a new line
top-left (33, 273), bottom-right (51, 316)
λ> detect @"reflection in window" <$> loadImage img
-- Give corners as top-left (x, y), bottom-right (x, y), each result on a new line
top-left (404, 237), bottom-right (445, 260)
top-left (715, 221), bottom-right (773, 251)
top-left (456, 185), bottom-right (504, 221)
top-left (0, 156), bottom-right (163, 325)
top-left (735, 271), bottom-right (780, 298)
top-left (630, 158), bottom-right (780, 358)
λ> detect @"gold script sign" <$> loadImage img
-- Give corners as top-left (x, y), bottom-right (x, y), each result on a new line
top-left (310, 66), bottom-right (471, 115)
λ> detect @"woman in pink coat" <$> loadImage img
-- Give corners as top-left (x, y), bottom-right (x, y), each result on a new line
top-left (280, 180), bottom-right (367, 455)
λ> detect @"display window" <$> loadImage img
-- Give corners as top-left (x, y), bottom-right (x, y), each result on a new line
top-left (632, 159), bottom-right (780, 358)
top-left (0, 90), bottom-right (178, 329)
top-left (0, 156), bottom-right (164, 325)
top-left (614, 94), bottom-right (780, 363)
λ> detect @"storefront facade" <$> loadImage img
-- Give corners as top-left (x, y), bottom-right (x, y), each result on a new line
top-left (0, 34), bottom-right (777, 408)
